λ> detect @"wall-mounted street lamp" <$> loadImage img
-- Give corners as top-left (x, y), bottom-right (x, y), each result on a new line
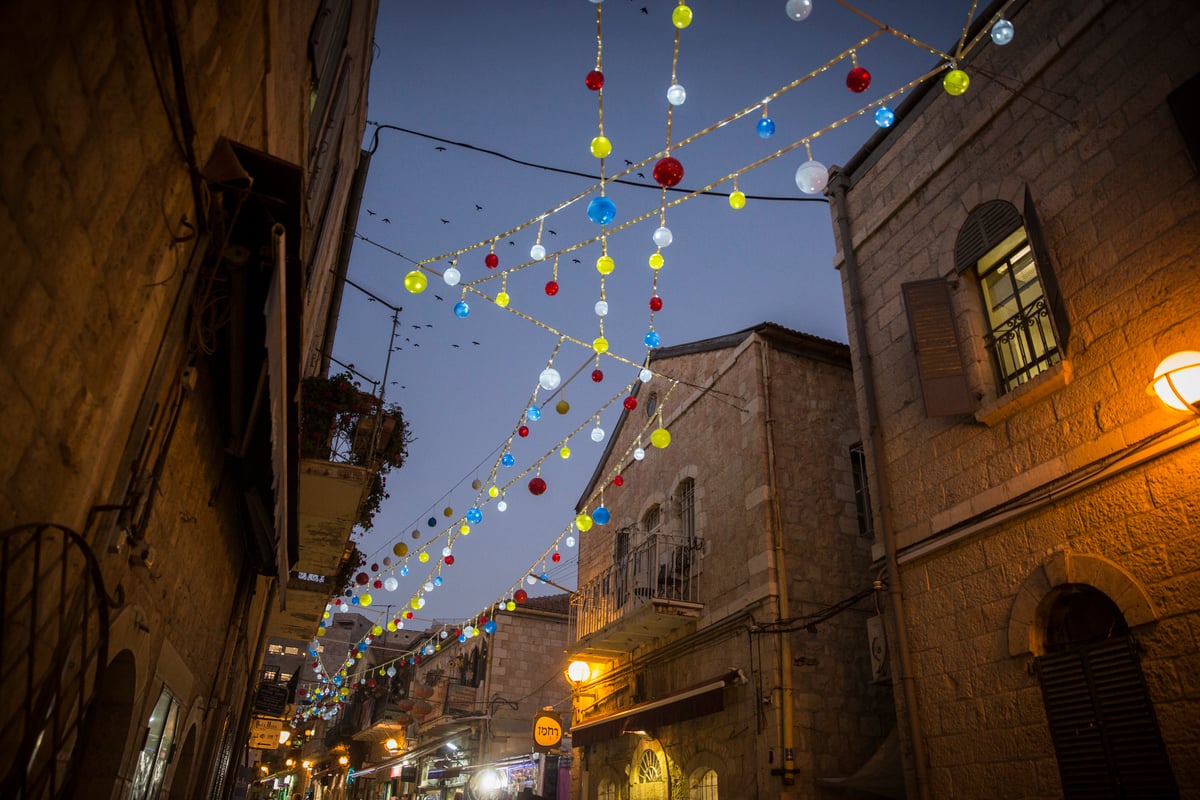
top-left (566, 660), bottom-right (592, 685)
top-left (1151, 351), bottom-right (1200, 413)
top-left (385, 738), bottom-right (400, 754)
top-left (338, 755), bottom-right (350, 766)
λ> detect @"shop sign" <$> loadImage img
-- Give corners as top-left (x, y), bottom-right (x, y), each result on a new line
top-left (532, 710), bottom-right (562, 752)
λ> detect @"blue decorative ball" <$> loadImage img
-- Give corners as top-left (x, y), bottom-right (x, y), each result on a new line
top-left (427, 517), bottom-right (437, 526)
top-left (592, 506), bottom-right (611, 525)
top-left (644, 330), bottom-right (661, 348)
top-left (484, 620), bottom-right (497, 634)
top-left (433, 576), bottom-right (443, 587)
top-left (587, 196), bottom-right (617, 225)
top-left (756, 117), bottom-right (776, 138)
top-left (454, 301), bottom-right (470, 318)
top-left (501, 452), bottom-right (515, 467)
top-left (527, 405), bottom-right (542, 421)
top-left (466, 507), bottom-right (483, 524)
top-left (874, 107), bottom-right (895, 128)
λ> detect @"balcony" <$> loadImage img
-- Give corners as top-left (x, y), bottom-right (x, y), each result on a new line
top-left (569, 530), bottom-right (703, 657)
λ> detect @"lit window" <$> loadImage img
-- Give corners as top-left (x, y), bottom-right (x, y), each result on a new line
top-left (126, 687), bottom-right (179, 800)
top-left (637, 750), bottom-right (663, 783)
top-left (283, 646), bottom-right (300, 656)
top-left (267, 644), bottom-right (283, 655)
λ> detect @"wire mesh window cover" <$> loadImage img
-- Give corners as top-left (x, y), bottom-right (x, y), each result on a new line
top-left (692, 769), bottom-right (718, 800)
top-left (637, 751), bottom-right (664, 784)
top-left (1035, 637), bottom-right (1178, 797)
top-left (678, 479), bottom-right (696, 544)
top-left (598, 780), bottom-right (618, 800)
top-left (977, 227), bottom-right (1061, 392)
top-left (848, 443), bottom-right (874, 539)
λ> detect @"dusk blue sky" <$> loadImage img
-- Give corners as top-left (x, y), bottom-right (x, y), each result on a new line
top-left (332, 0), bottom-right (989, 627)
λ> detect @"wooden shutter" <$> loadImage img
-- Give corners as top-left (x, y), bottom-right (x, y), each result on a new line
top-left (901, 280), bottom-right (974, 416)
top-left (1035, 637), bottom-right (1178, 799)
top-left (1024, 186), bottom-right (1071, 352)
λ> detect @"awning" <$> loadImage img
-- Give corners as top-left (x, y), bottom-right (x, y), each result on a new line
top-left (351, 728), bottom-right (471, 778)
top-left (570, 669), bottom-right (742, 748)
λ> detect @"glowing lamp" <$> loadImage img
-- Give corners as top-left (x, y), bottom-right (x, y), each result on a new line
top-left (1150, 351), bottom-right (1200, 412)
top-left (567, 660), bottom-right (592, 684)
top-left (385, 738), bottom-right (399, 753)
top-left (279, 730), bottom-right (291, 745)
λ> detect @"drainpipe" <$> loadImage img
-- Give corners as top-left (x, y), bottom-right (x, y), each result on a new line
top-left (758, 339), bottom-right (796, 787)
top-left (827, 171), bottom-right (931, 800)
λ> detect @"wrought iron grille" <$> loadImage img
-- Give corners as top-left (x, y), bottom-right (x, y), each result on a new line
top-left (0, 523), bottom-right (121, 799)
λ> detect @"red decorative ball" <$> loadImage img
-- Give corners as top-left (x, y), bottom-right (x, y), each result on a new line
top-left (514, 589), bottom-right (528, 604)
top-left (653, 156), bottom-right (684, 187)
top-left (445, 554), bottom-right (455, 565)
top-left (649, 295), bottom-right (663, 312)
top-left (529, 477), bottom-right (547, 496)
top-left (545, 280), bottom-right (559, 296)
top-left (552, 552), bottom-right (561, 563)
top-left (585, 70), bottom-right (605, 91)
top-left (613, 475), bottom-right (624, 487)
top-left (371, 563), bottom-right (379, 571)
top-left (592, 369), bottom-right (604, 382)
top-left (846, 66), bottom-right (871, 93)
top-left (485, 252), bottom-right (499, 269)
top-left (373, 579), bottom-right (383, 589)
top-left (518, 425), bottom-right (529, 438)
top-left (624, 396), bottom-right (638, 410)
top-left (405, 611), bottom-right (414, 619)
top-left (355, 572), bottom-right (369, 585)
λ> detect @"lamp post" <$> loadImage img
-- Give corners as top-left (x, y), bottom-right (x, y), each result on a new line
top-left (1150, 351), bottom-right (1200, 413)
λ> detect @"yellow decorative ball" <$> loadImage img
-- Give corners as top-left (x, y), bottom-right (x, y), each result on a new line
top-left (943, 69), bottom-right (970, 96)
top-left (460, 523), bottom-right (470, 535)
top-left (648, 252), bottom-right (664, 270)
top-left (593, 336), bottom-right (609, 354)
top-left (386, 620), bottom-right (397, 632)
top-left (393, 542), bottom-right (409, 558)
top-left (576, 514), bottom-right (594, 532)
top-left (560, 446), bottom-right (571, 459)
top-left (404, 270), bottom-right (428, 294)
top-left (360, 593), bottom-right (373, 607)
top-left (323, 611), bottom-right (330, 620)
top-left (410, 596), bottom-right (421, 609)
top-left (506, 600), bottom-right (516, 611)
top-left (729, 190), bottom-right (746, 210)
top-left (488, 486), bottom-right (499, 498)
top-left (590, 136), bottom-right (612, 159)
top-left (596, 255), bottom-right (615, 275)
top-left (372, 624), bottom-right (383, 636)
top-left (672, 4), bottom-right (693, 28)
top-left (650, 427), bottom-right (672, 448)
top-left (495, 291), bottom-right (510, 308)
top-left (419, 551), bottom-right (430, 563)
top-left (316, 627), bottom-right (326, 637)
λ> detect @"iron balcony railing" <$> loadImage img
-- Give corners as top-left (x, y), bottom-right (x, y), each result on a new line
top-left (570, 530), bottom-right (702, 642)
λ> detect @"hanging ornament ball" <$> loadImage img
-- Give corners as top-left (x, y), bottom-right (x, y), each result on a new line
top-left (566, 535), bottom-right (577, 548)
top-left (444, 555), bottom-right (454, 565)
top-left (404, 270), bottom-right (428, 294)
top-left (514, 589), bottom-right (528, 604)
top-left (552, 552), bottom-right (561, 563)
top-left (433, 576), bottom-right (443, 586)
top-left (634, 447), bottom-right (646, 460)
top-left (384, 576), bottom-right (399, 592)
top-left (794, 159), bottom-right (829, 194)
top-left (596, 255), bottom-right (615, 275)
top-left (485, 252), bottom-right (499, 269)
top-left (587, 196), bottom-right (617, 224)
top-left (990, 19), bottom-right (1014, 45)
top-left (531, 243), bottom-right (546, 260)
top-left (501, 452), bottom-right (515, 467)
top-left (466, 507), bottom-right (483, 524)
top-left (443, 266), bottom-right (461, 286)
top-left (545, 280), bottom-right (559, 296)
top-left (591, 426), bottom-right (606, 442)
top-left (518, 425), bottom-right (529, 438)
top-left (585, 69), bottom-right (605, 90)
top-left (459, 523), bottom-right (470, 535)
top-left (418, 551), bottom-right (430, 563)
top-left (874, 107), bottom-right (895, 128)
top-left (488, 485), bottom-right (499, 498)
top-left (560, 446), bottom-right (571, 459)
top-left (539, 367), bottom-right (562, 390)
top-left (672, 4), bottom-right (693, 28)
top-left (495, 291), bottom-right (510, 308)
top-left (756, 116), bottom-right (776, 138)
top-left (472, 478), bottom-right (482, 490)
top-left (640, 368), bottom-right (653, 383)
top-left (592, 506), bottom-right (611, 525)
top-left (785, 0), bottom-right (813, 21)
top-left (846, 66), bottom-right (871, 93)
top-left (943, 69), bottom-right (970, 96)
top-left (454, 300), bottom-right (470, 318)
top-left (373, 579), bottom-right (383, 589)
top-left (651, 428), bottom-right (672, 448)
top-left (443, 506), bottom-right (454, 518)
top-left (666, 83), bottom-right (687, 106)
top-left (644, 330), bottom-right (661, 348)
top-left (394, 542), bottom-right (409, 557)
top-left (653, 226), bottom-right (673, 247)
top-left (592, 368), bottom-right (604, 382)
top-left (624, 396), bottom-right (638, 411)
top-left (556, 399), bottom-right (571, 415)
top-left (527, 575), bottom-right (538, 586)
top-left (484, 619), bottom-right (498, 634)
top-left (527, 405), bottom-right (542, 421)
top-left (576, 513), bottom-right (593, 532)
top-left (648, 252), bottom-right (664, 270)
top-left (355, 571), bottom-right (370, 585)
top-left (360, 593), bottom-right (373, 607)
top-left (529, 476), bottom-right (547, 495)
top-left (649, 295), bottom-right (663, 312)
top-left (594, 300), bottom-right (609, 317)
top-left (729, 190), bottom-right (746, 210)
top-left (593, 336), bottom-right (609, 354)
top-left (505, 600), bottom-right (516, 611)
top-left (613, 474), bottom-right (624, 487)
top-left (653, 157), bottom-right (684, 188)
top-left (589, 136), bottom-right (612, 159)
top-left (401, 564), bottom-right (410, 575)
top-left (383, 556), bottom-right (391, 566)
top-left (497, 499), bottom-right (508, 512)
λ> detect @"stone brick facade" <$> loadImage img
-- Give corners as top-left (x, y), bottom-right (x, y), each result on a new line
top-left (568, 324), bottom-right (892, 800)
top-left (0, 1), bottom-right (378, 798)
top-left (829, 0), bottom-right (1200, 796)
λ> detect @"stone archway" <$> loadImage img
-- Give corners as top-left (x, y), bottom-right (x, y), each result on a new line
top-left (73, 649), bottom-right (138, 800)
top-left (628, 740), bottom-right (670, 800)
top-left (166, 723), bottom-right (198, 800)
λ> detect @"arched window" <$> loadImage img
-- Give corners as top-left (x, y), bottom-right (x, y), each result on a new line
top-left (642, 504), bottom-right (661, 533)
top-left (636, 750), bottom-right (664, 783)
top-left (597, 779), bottom-right (617, 800)
top-left (691, 769), bottom-right (718, 800)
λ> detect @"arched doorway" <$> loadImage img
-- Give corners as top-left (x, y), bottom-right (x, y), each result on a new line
top-left (1033, 585), bottom-right (1178, 798)
top-left (166, 723), bottom-right (198, 800)
top-left (73, 649), bottom-right (137, 799)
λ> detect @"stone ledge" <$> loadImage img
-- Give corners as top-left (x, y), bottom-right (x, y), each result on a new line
top-left (975, 359), bottom-right (1074, 428)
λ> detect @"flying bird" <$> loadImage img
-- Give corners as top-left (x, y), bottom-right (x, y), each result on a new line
top-left (434, 294), bottom-right (444, 301)
top-left (572, 258), bottom-right (581, 264)
top-left (366, 209), bottom-right (376, 216)
top-left (382, 218), bottom-right (391, 223)
top-left (441, 219), bottom-right (450, 224)
top-left (475, 204), bottom-right (483, 211)
top-left (471, 341), bottom-right (480, 346)
top-left (624, 160), bottom-right (633, 166)
top-left (637, 172), bottom-right (645, 179)
top-left (412, 325), bottom-right (422, 330)
top-left (547, 230), bottom-right (557, 235)
top-left (508, 240), bottom-right (515, 246)
top-left (641, 7), bottom-right (648, 13)
top-left (435, 146), bottom-right (447, 151)
top-left (425, 324), bottom-right (433, 328)
top-left (451, 343), bottom-right (460, 348)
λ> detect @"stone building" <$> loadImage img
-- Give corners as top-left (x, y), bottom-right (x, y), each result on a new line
top-left (0, 1), bottom-right (380, 798)
top-left (826, 0), bottom-right (1200, 796)
top-left (566, 324), bottom-right (893, 800)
